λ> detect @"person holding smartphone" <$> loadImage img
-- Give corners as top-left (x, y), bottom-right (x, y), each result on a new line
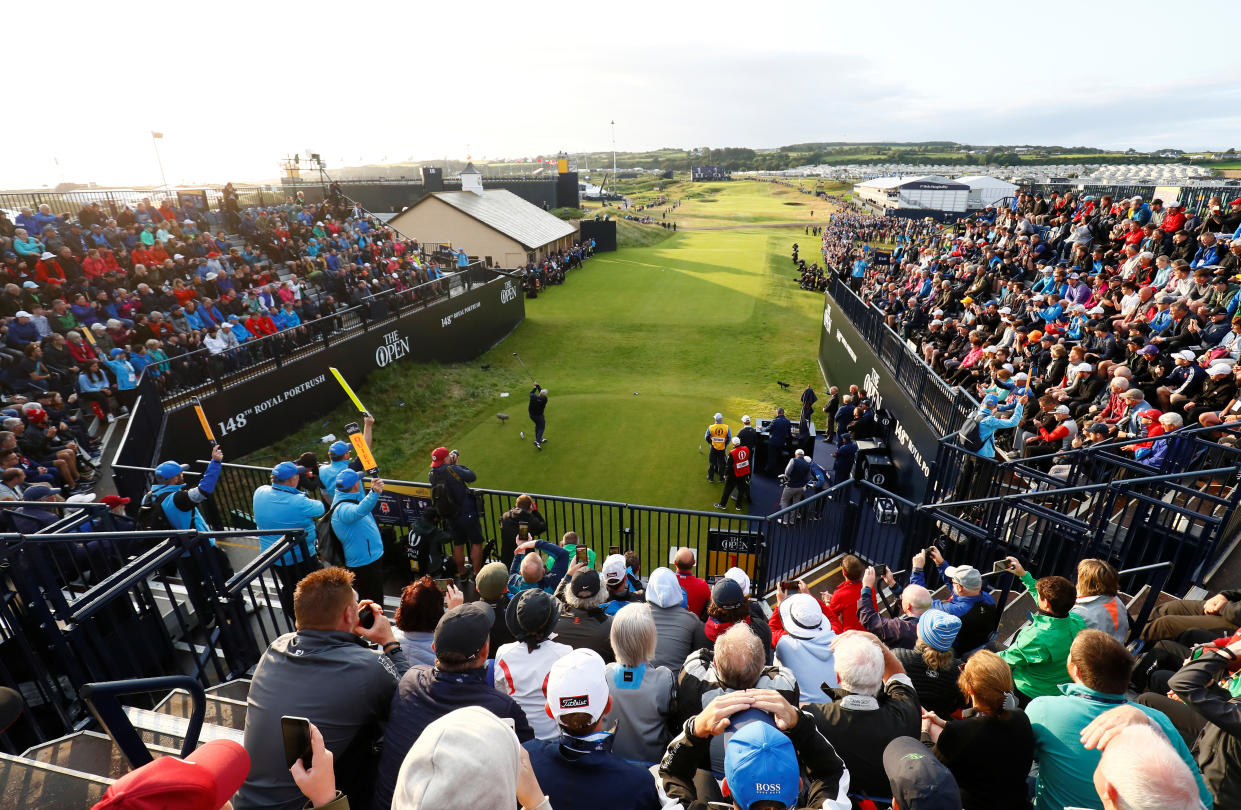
top-left (233, 568), bottom-right (407, 810)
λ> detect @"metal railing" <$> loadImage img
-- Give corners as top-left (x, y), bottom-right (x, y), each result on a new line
top-left (828, 275), bottom-right (978, 436)
top-left (0, 525), bottom-right (308, 746)
top-left (918, 425), bottom-right (1241, 593)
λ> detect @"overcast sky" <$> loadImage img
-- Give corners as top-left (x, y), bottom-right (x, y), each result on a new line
top-left (5, 0), bottom-right (1238, 189)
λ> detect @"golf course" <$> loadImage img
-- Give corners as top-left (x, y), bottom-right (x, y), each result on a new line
top-left (241, 180), bottom-right (838, 510)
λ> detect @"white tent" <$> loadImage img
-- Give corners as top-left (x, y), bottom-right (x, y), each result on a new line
top-left (955, 175), bottom-right (1019, 209)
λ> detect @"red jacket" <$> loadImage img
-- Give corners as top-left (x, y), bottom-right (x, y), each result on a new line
top-left (676, 571), bottom-right (711, 618)
top-left (825, 579), bottom-right (874, 634)
top-left (1161, 210), bottom-right (1187, 233)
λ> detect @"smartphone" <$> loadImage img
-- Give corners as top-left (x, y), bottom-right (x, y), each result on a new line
top-left (358, 604), bottom-right (375, 629)
top-left (575, 547), bottom-right (589, 563)
top-left (873, 564), bottom-right (887, 578)
top-left (780, 580), bottom-right (799, 593)
top-left (281, 715), bottom-right (312, 770)
top-left (992, 559), bottom-right (1012, 574)
top-left (434, 578), bottom-right (454, 592)
top-left (924, 545), bottom-right (937, 561)
top-left (608, 545), bottom-right (621, 556)
top-left (518, 522), bottom-right (530, 540)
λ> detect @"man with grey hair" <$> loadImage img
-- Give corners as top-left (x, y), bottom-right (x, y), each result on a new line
top-left (805, 631), bottom-right (919, 800)
top-left (1080, 718), bottom-right (1203, 810)
top-left (675, 623), bottom-right (798, 775)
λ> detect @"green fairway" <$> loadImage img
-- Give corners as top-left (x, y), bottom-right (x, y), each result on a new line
top-left (241, 181), bottom-right (832, 510)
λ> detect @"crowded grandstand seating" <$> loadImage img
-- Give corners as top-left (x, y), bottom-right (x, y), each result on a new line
top-left (2, 186), bottom-right (1240, 809)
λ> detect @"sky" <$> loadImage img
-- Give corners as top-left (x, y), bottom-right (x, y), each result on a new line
top-left (5, 0), bottom-right (1239, 189)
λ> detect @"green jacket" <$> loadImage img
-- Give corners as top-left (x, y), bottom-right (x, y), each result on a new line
top-left (999, 572), bottom-right (1085, 699)
top-left (1026, 683), bottom-right (1213, 810)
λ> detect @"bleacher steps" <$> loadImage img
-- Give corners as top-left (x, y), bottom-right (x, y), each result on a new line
top-left (23, 730), bottom-right (178, 781)
top-left (154, 689), bottom-right (246, 731)
top-left (0, 750), bottom-right (114, 808)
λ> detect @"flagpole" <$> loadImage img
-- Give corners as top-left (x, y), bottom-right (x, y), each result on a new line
top-left (151, 131), bottom-right (169, 190)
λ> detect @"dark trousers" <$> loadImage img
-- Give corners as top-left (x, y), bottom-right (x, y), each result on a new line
top-left (720, 474), bottom-right (750, 509)
top-left (273, 558), bottom-right (320, 622)
top-left (1136, 691), bottom-right (1209, 748)
top-left (349, 557), bottom-right (385, 605)
top-left (531, 413), bottom-right (546, 442)
top-left (178, 543), bottom-right (235, 623)
top-left (707, 448), bottom-right (727, 481)
top-left (765, 443), bottom-right (787, 476)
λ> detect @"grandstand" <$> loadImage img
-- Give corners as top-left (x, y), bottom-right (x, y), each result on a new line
top-left (1, 176), bottom-right (1240, 809)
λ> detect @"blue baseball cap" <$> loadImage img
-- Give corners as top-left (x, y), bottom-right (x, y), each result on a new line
top-left (109, 348), bottom-right (125, 357)
top-left (724, 721), bottom-right (800, 810)
top-left (154, 460), bottom-right (189, 480)
top-left (336, 469), bottom-right (363, 491)
top-left (329, 440), bottom-right (350, 458)
top-left (271, 461), bottom-right (305, 481)
top-left (983, 394), bottom-right (999, 407)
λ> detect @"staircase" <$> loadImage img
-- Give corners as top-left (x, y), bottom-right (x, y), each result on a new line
top-left (1, 679), bottom-right (252, 810)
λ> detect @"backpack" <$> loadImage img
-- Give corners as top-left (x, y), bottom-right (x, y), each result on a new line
top-left (956, 411), bottom-right (987, 453)
top-left (429, 468), bottom-right (462, 521)
top-left (316, 502), bottom-right (346, 567)
top-left (137, 490), bottom-right (175, 532)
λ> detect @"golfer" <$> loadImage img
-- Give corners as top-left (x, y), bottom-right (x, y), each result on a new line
top-left (529, 383), bottom-right (549, 449)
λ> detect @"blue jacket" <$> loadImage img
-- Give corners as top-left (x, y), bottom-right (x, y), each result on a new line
top-left (253, 483), bottom-right (325, 565)
top-left (508, 539), bottom-right (570, 595)
top-left (767, 415), bottom-right (792, 447)
top-left (319, 459), bottom-right (353, 493)
top-left (104, 358), bottom-right (137, 390)
top-left (373, 665), bottom-right (533, 810)
top-left (975, 403), bottom-right (1024, 459)
top-left (149, 457), bottom-right (223, 543)
top-left (524, 736), bottom-right (661, 810)
top-left (330, 488), bottom-right (382, 568)
top-left (911, 561), bottom-right (996, 618)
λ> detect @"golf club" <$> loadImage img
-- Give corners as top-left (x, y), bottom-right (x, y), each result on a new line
top-left (512, 352), bottom-right (537, 384)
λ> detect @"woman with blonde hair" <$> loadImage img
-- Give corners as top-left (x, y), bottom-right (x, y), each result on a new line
top-left (923, 650), bottom-right (1034, 810)
top-left (1072, 558), bottom-right (1129, 643)
top-left (893, 609), bottom-right (965, 718)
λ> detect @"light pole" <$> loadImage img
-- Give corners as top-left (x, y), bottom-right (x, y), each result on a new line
top-left (150, 131), bottom-right (169, 190)
top-left (610, 119), bottom-right (617, 196)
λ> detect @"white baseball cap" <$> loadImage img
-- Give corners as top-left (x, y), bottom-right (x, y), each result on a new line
top-left (1208, 364), bottom-right (1233, 375)
top-left (545, 649), bottom-right (610, 722)
top-left (1175, 350), bottom-right (1198, 361)
top-left (601, 554), bottom-right (627, 585)
top-left (741, 415), bottom-right (751, 424)
top-left (714, 412), bottom-right (723, 421)
top-left (724, 567), bottom-right (751, 594)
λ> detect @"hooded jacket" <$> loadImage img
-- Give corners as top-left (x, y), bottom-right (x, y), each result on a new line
top-left (645, 568), bottom-right (708, 672)
top-left (774, 626), bottom-right (839, 703)
top-left (1170, 653), bottom-right (1241, 808)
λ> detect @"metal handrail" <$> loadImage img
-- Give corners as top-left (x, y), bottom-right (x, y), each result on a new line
top-left (923, 465), bottom-right (1240, 512)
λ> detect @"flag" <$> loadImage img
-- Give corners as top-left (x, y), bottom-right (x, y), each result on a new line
top-left (151, 131), bottom-right (164, 139)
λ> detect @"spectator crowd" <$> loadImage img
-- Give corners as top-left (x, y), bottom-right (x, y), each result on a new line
top-left (83, 522), bottom-right (1241, 810)
top-left (817, 191), bottom-right (1241, 467)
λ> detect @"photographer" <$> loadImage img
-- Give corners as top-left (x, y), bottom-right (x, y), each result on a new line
top-left (499, 493), bottom-right (547, 566)
top-left (234, 568), bottom-right (408, 810)
top-left (428, 446), bottom-right (484, 578)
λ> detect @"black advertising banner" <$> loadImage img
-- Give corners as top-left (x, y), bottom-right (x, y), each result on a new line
top-left (161, 277), bottom-right (525, 462)
top-left (817, 298), bottom-right (937, 499)
top-left (374, 482), bottom-right (432, 526)
top-left (706, 528), bottom-right (762, 583)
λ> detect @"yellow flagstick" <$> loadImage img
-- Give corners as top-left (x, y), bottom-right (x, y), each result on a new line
top-left (191, 397), bottom-right (218, 446)
top-left (329, 367), bottom-right (370, 417)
